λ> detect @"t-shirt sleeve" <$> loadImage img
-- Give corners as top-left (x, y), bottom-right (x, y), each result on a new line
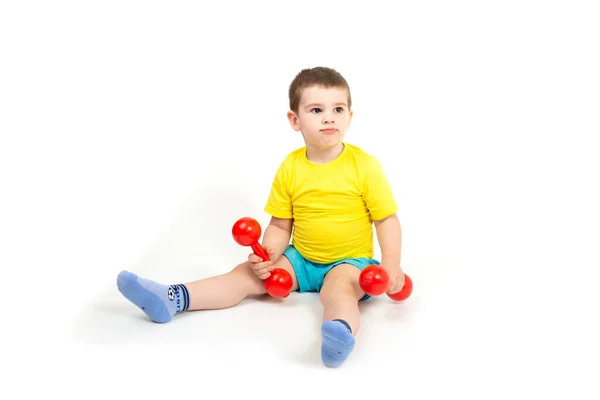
top-left (264, 159), bottom-right (293, 219)
top-left (362, 156), bottom-right (398, 221)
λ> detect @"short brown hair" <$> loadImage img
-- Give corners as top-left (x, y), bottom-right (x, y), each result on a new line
top-left (288, 67), bottom-right (352, 112)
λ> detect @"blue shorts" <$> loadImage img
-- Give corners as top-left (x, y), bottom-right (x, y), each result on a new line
top-left (282, 245), bottom-right (380, 301)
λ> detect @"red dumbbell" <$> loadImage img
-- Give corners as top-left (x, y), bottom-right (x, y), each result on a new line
top-left (359, 265), bottom-right (413, 301)
top-left (232, 217), bottom-right (293, 298)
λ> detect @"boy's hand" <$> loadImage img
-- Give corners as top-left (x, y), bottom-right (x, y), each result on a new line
top-left (381, 264), bottom-right (405, 294)
top-left (248, 248), bottom-right (276, 280)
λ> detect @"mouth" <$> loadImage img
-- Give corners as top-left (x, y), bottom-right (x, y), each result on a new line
top-left (320, 129), bottom-right (337, 134)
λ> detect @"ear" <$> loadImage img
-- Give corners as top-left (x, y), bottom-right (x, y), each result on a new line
top-left (287, 110), bottom-right (301, 131)
top-left (348, 109), bottom-right (354, 126)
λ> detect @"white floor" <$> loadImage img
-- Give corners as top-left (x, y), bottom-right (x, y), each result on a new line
top-left (59, 200), bottom-right (598, 399)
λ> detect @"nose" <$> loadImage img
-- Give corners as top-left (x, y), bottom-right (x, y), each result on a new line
top-left (322, 112), bottom-right (334, 124)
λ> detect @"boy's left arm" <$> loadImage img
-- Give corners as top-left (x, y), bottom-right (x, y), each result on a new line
top-left (374, 213), bottom-right (405, 294)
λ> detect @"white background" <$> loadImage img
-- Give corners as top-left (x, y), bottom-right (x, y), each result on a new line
top-left (1, 1), bottom-right (599, 398)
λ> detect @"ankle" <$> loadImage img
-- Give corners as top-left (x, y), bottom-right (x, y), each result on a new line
top-left (332, 319), bottom-right (352, 334)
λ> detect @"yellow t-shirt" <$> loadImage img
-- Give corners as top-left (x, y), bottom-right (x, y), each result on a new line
top-left (264, 143), bottom-right (398, 264)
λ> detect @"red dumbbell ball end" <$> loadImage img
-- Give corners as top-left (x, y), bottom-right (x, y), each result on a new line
top-left (232, 217), bottom-right (261, 247)
top-left (265, 268), bottom-right (293, 298)
top-left (387, 274), bottom-right (413, 301)
top-left (359, 265), bottom-right (390, 296)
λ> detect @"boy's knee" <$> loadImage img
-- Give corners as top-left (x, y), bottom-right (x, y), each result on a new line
top-left (320, 281), bottom-right (356, 303)
top-left (320, 264), bottom-right (364, 302)
top-left (231, 261), bottom-right (250, 276)
top-left (232, 262), bottom-right (267, 295)
top-left (319, 286), bottom-right (359, 305)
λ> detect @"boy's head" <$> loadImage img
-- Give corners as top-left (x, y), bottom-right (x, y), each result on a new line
top-left (288, 67), bottom-right (352, 113)
top-left (287, 67), bottom-right (354, 157)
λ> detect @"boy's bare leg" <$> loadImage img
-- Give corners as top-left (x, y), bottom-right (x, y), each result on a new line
top-left (319, 264), bottom-right (366, 368)
top-left (116, 256), bottom-right (298, 323)
top-left (181, 262), bottom-right (266, 310)
top-left (186, 257), bottom-right (299, 310)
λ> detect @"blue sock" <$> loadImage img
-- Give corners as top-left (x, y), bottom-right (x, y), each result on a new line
top-left (117, 270), bottom-right (189, 323)
top-left (321, 319), bottom-right (355, 368)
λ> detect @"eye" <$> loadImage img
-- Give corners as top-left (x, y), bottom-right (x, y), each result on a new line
top-left (310, 108), bottom-right (322, 113)
top-left (334, 107), bottom-right (344, 113)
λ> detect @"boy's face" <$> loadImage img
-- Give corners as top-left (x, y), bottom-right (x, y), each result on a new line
top-left (287, 85), bottom-right (353, 152)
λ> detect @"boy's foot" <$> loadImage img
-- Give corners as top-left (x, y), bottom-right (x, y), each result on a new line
top-left (116, 270), bottom-right (189, 323)
top-left (321, 319), bottom-right (355, 367)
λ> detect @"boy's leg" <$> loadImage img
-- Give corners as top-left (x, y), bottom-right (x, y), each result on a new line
top-left (185, 255), bottom-right (298, 310)
top-left (117, 256), bottom-right (299, 323)
top-left (319, 264), bottom-right (366, 367)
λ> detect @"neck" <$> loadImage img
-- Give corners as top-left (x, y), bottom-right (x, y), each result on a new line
top-left (306, 143), bottom-right (345, 164)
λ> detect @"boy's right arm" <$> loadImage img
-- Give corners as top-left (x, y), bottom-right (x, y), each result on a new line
top-left (247, 216), bottom-right (293, 280)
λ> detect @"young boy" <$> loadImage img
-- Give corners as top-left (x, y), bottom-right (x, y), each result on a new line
top-left (116, 66), bottom-right (405, 368)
